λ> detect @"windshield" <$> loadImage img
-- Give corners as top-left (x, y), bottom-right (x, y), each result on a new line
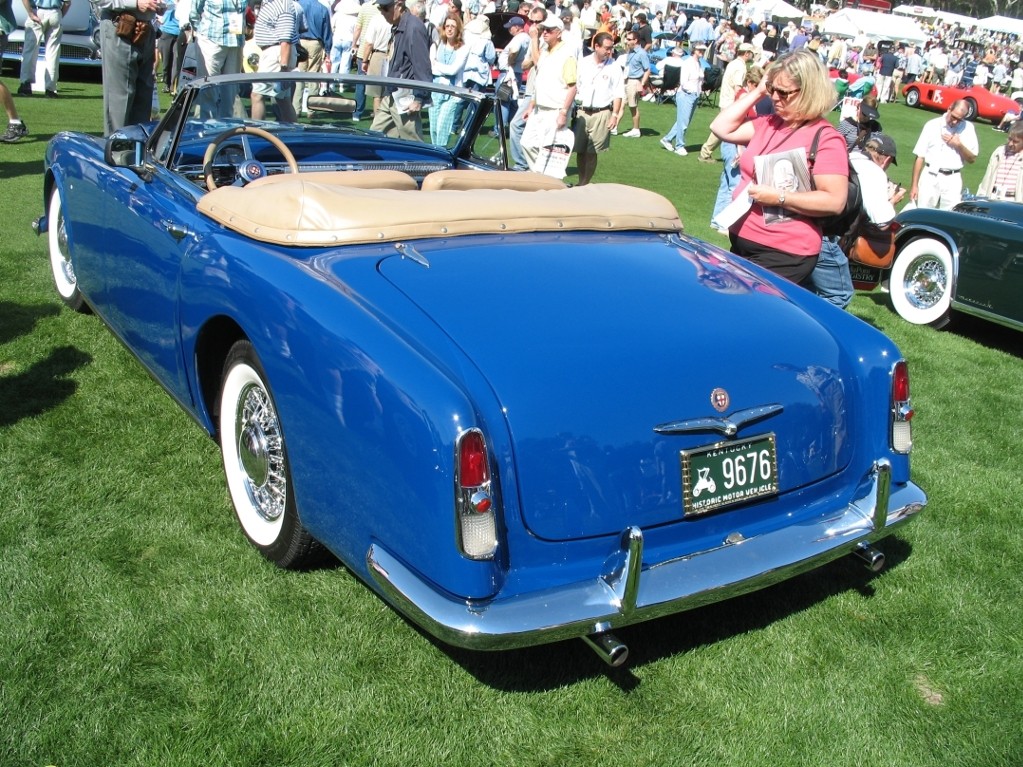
top-left (150, 73), bottom-right (508, 189)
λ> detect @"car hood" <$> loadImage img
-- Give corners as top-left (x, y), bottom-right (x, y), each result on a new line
top-left (377, 234), bottom-right (855, 541)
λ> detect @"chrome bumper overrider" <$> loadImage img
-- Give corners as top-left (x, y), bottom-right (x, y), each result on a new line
top-left (367, 461), bottom-right (926, 651)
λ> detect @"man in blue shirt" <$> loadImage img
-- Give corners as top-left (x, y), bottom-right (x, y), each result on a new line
top-left (293, 0), bottom-right (332, 114)
top-left (619, 29), bottom-right (649, 138)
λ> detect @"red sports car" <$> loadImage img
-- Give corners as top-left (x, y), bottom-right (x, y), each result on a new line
top-left (902, 82), bottom-right (1021, 124)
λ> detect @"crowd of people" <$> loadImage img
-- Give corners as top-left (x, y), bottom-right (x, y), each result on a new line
top-left (5, 0), bottom-right (1023, 307)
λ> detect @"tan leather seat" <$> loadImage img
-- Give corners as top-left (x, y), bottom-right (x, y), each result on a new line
top-left (248, 169), bottom-right (418, 191)
top-left (420, 169), bottom-right (567, 192)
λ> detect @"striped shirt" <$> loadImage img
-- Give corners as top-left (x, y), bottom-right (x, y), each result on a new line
top-left (253, 0), bottom-right (298, 48)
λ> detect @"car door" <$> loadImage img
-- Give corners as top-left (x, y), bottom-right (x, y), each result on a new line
top-left (953, 220), bottom-right (1022, 326)
top-left (92, 162), bottom-right (202, 405)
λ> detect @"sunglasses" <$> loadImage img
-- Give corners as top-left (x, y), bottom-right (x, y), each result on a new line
top-left (766, 84), bottom-right (800, 101)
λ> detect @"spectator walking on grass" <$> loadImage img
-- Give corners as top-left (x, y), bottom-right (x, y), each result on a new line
top-left (659, 42), bottom-right (705, 155)
top-left (619, 29), bottom-right (649, 138)
top-left (573, 31), bottom-right (623, 185)
top-left (1, 0), bottom-right (28, 141)
top-left (17, 0), bottom-right (67, 98)
top-left (96, 0), bottom-right (164, 135)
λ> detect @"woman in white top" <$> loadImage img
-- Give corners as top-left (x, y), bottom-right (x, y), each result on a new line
top-left (429, 16), bottom-right (470, 145)
top-left (329, 0), bottom-right (360, 76)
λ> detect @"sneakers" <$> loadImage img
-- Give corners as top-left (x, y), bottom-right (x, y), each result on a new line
top-left (621, 128), bottom-right (641, 138)
top-left (674, 146), bottom-right (688, 156)
top-left (1, 121), bottom-right (28, 143)
top-left (45, 89), bottom-right (58, 99)
top-left (16, 82), bottom-right (32, 97)
top-left (610, 127), bottom-right (618, 135)
top-left (660, 138), bottom-right (674, 152)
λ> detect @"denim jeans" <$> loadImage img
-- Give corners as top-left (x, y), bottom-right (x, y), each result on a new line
top-left (811, 237), bottom-right (854, 309)
top-left (353, 58), bottom-right (366, 117)
top-left (509, 95), bottom-right (532, 170)
top-left (663, 90), bottom-right (699, 148)
top-left (711, 141), bottom-right (740, 225)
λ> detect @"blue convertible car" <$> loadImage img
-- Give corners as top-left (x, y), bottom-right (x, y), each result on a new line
top-left (39, 73), bottom-right (926, 665)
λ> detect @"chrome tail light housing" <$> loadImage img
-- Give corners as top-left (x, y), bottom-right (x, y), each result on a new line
top-left (891, 360), bottom-right (913, 454)
top-left (455, 428), bottom-right (497, 560)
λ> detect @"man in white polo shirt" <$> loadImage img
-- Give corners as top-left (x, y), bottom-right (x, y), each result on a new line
top-left (909, 100), bottom-right (978, 210)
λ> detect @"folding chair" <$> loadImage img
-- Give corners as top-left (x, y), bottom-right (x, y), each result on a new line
top-left (652, 65), bottom-right (681, 104)
top-left (698, 66), bottom-right (723, 108)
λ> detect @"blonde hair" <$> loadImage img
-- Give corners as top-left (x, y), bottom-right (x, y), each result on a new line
top-left (766, 49), bottom-right (837, 121)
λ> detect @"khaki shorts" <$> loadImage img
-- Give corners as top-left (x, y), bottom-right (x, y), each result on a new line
top-left (625, 79), bottom-right (644, 107)
top-left (366, 50), bottom-right (387, 97)
top-left (253, 44), bottom-right (298, 98)
top-left (573, 108), bottom-right (612, 154)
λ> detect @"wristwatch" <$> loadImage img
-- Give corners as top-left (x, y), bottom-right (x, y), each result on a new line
top-left (778, 191), bottom-right (786, 206)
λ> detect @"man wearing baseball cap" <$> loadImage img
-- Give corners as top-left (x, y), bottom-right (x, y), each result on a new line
top-left (520, 12), bottom-right (577, 173)
top-left (367, 0), bottom-right (432, 141)
top-left (837, 97), bottom-right (882, 151)
top-left (811, 132), bottom-right (905, 309)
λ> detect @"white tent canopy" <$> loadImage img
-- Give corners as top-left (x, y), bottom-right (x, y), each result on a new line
top-left (892, 5), bottom-right (935, 19)
top-left (934, 10), bottom-right (979, 28)
top-left (821, 8), bottom-right (928, 45)
top-left (975, 15), bottom-right (1023, 37)
top-left (744, 0), bottom-right (805, 23)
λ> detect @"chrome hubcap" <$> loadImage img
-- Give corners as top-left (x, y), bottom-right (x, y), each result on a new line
top-left (235, 381), bottom-right (286, 523)
top-left (54, 211), bottom-right (77, 288)
top-left (904, 257), bottom-right (946, 310)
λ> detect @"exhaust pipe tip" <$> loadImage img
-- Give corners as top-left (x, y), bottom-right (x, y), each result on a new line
top-left (854, 543), bottom-right (885, 573)
top-left (583, 630), bottom-right (629, 667)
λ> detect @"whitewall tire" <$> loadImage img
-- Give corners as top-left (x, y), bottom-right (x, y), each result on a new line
top-left (48, 186), bottom-right (87, 312)
top-left (889, 238), bottom-right (953, 327)
top-left (219, 340), bottom-right (320, 568)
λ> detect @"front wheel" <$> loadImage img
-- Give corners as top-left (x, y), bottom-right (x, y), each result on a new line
top-left (888, 237), bottom-right (953, 327)
top-left (904, 88), bottom-right (920, 107)
top-left (48, 186), bottom-right (88, 312)
top-left (219, 340), bottom-right (321, 568)
top-left (963, 98), bottom-right (978, 121)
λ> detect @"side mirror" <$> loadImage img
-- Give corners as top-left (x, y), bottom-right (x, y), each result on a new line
top-left (104, 125), bottom-right (150, 172)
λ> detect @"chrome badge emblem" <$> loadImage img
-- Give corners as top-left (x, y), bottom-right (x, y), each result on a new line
top-left (710, 388), bottom-right (730, 413)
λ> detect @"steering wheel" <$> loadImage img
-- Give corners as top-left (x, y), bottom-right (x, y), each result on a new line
top-left (203, 125), bottom-right (299, 191)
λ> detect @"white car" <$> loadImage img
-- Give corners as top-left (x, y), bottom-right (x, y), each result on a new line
top-left (1, 0), bottom-right (101, 68)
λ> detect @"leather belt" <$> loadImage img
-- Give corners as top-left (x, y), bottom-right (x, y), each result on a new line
top-left (580, 106), bottom-right (610, 114)
top-left (926, 165), bottom-right (960, 175)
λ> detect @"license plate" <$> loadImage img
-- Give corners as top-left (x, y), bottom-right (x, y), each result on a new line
top-left (850, 262), bottom-right (883, 286)
top-left (680, 434), bottom-right (778, 517)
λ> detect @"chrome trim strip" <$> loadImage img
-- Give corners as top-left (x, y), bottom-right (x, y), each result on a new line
top-left (948, 301), bottom-right (1023, 333)
top-left (366, 468), bottom-right (926, 652)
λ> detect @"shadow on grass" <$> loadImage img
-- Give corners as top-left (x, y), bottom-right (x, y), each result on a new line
top-left (0, 314), bottom-right (93, 425)
top-left (1, 157), bottom-right (46, 180)
top-left (422, 535), bottom-right (914, 692)
top-left (0, 300), bottom-right (60, 345)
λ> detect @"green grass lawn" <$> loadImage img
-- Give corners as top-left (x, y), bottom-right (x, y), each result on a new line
top-left (2, 72), bottom-right (1022, 767)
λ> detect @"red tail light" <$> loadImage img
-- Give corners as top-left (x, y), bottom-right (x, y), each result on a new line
top-left (455, 429), bottom-right (497, 560)
top-left (891, 361), bottom-right (913, 453)
top-left (892, 361), bottom-right (910, 406)
top-left (459, 430), bottom-right (490, 488)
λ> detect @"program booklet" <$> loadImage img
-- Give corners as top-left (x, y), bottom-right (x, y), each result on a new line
top-left (754, 148), bottom-right (813, 225)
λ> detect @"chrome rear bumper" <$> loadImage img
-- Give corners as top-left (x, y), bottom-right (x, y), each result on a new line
top-left (367, 461), bottom-right (926, 651)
